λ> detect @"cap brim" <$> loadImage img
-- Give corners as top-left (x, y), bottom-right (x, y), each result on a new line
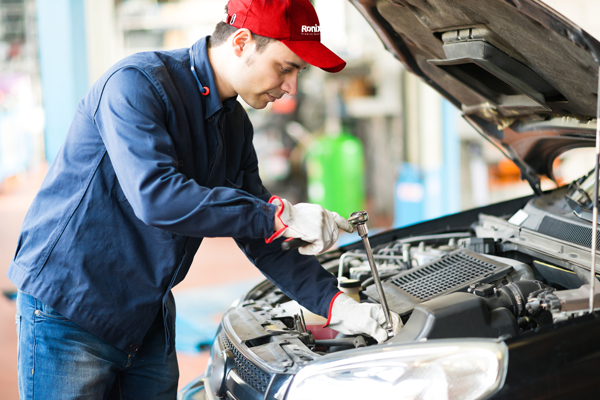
top-left (281, 40), bottom-right (346, 73)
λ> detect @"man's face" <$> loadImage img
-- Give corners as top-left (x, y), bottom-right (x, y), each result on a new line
top-left (231, 40), bottom-right (308, 109)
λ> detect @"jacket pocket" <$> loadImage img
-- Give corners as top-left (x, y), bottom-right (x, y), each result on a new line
top-left (225, 170), bottom-right (244, 189)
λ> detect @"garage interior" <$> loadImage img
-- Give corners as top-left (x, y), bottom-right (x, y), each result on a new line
top-left (1, 0), bottom-right (599, 398)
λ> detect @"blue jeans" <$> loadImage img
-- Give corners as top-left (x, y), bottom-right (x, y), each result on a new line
top-left (15, 290), bottom-right (179, 399)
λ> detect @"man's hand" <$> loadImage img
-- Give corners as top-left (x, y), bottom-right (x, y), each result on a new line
top-left (266, 196), bottom-right (354, 255)
top-left (325, 293), bottom-right (402, 343)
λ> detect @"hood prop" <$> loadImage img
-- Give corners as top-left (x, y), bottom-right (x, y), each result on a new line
top-left (589, 66), bottom-right (600, 314)
top-left (583, 30), bottom-right (600, 314)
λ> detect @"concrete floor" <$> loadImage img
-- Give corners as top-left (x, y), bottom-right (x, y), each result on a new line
top-left (0, 166), bottom-right (264, 398)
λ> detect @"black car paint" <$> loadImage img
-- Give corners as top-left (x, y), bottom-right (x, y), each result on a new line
top-left (498, 312), bottom-right (600, 399)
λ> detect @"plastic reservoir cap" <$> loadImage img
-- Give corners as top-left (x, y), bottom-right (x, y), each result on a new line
top-left (339, 279), bottom-right (362, 289)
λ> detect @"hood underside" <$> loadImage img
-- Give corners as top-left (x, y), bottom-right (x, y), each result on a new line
top-left (349, 0), bottom-right (600, 193)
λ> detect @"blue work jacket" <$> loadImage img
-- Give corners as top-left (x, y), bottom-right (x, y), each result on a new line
top-left (8, 37), bottom-right (339, 355)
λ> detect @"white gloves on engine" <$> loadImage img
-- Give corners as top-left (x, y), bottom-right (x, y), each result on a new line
top-left (266, 196), bottom-right (354, 255)
top-left (326, 293), bottom-right (403, 343)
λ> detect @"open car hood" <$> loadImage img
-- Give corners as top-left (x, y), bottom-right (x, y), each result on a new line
top-left (349, 0), bottom-right (600, 194)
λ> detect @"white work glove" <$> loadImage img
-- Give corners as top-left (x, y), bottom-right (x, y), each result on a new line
top-left (266, 196), bottom-right (354, 255)
top-left (325, 293), bottom-right (403, 343)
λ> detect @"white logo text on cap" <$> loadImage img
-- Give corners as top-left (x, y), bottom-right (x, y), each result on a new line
top-left (301, 24), bottom-right (320, 33)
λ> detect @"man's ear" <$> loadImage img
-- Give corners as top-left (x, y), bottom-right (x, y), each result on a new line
top-left (231, 28), bottom-right (253, 58)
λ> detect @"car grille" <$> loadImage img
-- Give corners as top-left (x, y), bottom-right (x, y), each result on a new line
top-left (219, 333), bottom-right (272, 394)
top-left (389, 250), bottom-right (509, 300)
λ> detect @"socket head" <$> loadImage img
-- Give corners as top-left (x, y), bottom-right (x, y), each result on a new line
top-left (348, 211), bottom-right (368, 226)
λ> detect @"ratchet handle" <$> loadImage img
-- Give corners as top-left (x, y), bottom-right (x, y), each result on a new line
top-left (281, 238), bottom-right (311, 251)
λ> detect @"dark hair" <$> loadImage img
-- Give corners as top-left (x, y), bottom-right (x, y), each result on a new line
top-left (209, 20), bottom-right (276, 54)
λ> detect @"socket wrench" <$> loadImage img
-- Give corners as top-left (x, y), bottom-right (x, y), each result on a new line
top-left (281, 211), bottom-right (395, 338)
top-left (348, 211), bottom-right (395, 339)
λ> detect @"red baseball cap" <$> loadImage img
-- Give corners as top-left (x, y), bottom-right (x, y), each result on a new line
top-left (224, 0), bottom-right (346, 73)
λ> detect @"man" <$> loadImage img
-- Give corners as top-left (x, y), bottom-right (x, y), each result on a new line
top-left (9, 0), bottom-right (401, 398)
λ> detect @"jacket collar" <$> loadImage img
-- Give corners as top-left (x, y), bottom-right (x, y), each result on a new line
top-left (190, 36), bottom-right (238, 119)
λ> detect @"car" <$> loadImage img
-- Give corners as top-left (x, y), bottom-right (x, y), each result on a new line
top-left (178, 0), bottom-right (600, 399)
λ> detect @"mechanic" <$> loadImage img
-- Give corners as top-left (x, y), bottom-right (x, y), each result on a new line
top-left (8, 0), bottom-right (401, 398)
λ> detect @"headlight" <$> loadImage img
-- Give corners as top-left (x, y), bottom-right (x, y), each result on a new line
top-left (287, 339), bottom-right (507, 400)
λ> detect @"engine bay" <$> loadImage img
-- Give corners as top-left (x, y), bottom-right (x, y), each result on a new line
top-left (220, 189), bottom-right (600, 377)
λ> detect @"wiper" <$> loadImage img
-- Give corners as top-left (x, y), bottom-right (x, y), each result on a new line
top-left (565, 181), bottom-right (595, 222)
top-left (565, 196), bottom-right (594, 222)
top-left (564, 168), bottom-right (597, 222)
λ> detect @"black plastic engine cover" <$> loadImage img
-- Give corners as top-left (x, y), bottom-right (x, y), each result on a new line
top-left (389, 292), bottom-right (519, 343)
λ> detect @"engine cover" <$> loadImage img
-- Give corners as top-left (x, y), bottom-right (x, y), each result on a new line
top-left (389, 292), bottom-right (519, 343)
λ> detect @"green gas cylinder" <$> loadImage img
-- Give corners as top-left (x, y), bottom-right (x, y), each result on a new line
top-left (306, 131), bottom-right (365, 220)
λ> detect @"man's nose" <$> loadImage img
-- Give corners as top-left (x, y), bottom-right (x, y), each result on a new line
top-left (281, 73), bottom-right (299, 96)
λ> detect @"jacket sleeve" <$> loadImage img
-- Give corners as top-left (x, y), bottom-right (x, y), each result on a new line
top-left (232, 116), bottom-right (339, 318)
top-left (235, 236), bottom-right (340, 318)
top-left (93, 67), bottom-right (277, 238)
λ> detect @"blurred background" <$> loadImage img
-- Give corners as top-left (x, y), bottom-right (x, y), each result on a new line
top-left (1, 0), bottom-right (600, 398)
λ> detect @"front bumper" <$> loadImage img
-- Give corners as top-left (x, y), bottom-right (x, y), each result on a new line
top-left (203, 328), bottom-right (295, 400)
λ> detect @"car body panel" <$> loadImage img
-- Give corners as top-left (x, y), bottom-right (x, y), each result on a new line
top-left (348, 0), bottom-right (600, 189)
top-left (496, 313), bottom-right (600, 399)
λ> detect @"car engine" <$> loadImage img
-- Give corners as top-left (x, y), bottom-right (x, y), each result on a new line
top-left (208, 187), bottom-right (600, 398)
